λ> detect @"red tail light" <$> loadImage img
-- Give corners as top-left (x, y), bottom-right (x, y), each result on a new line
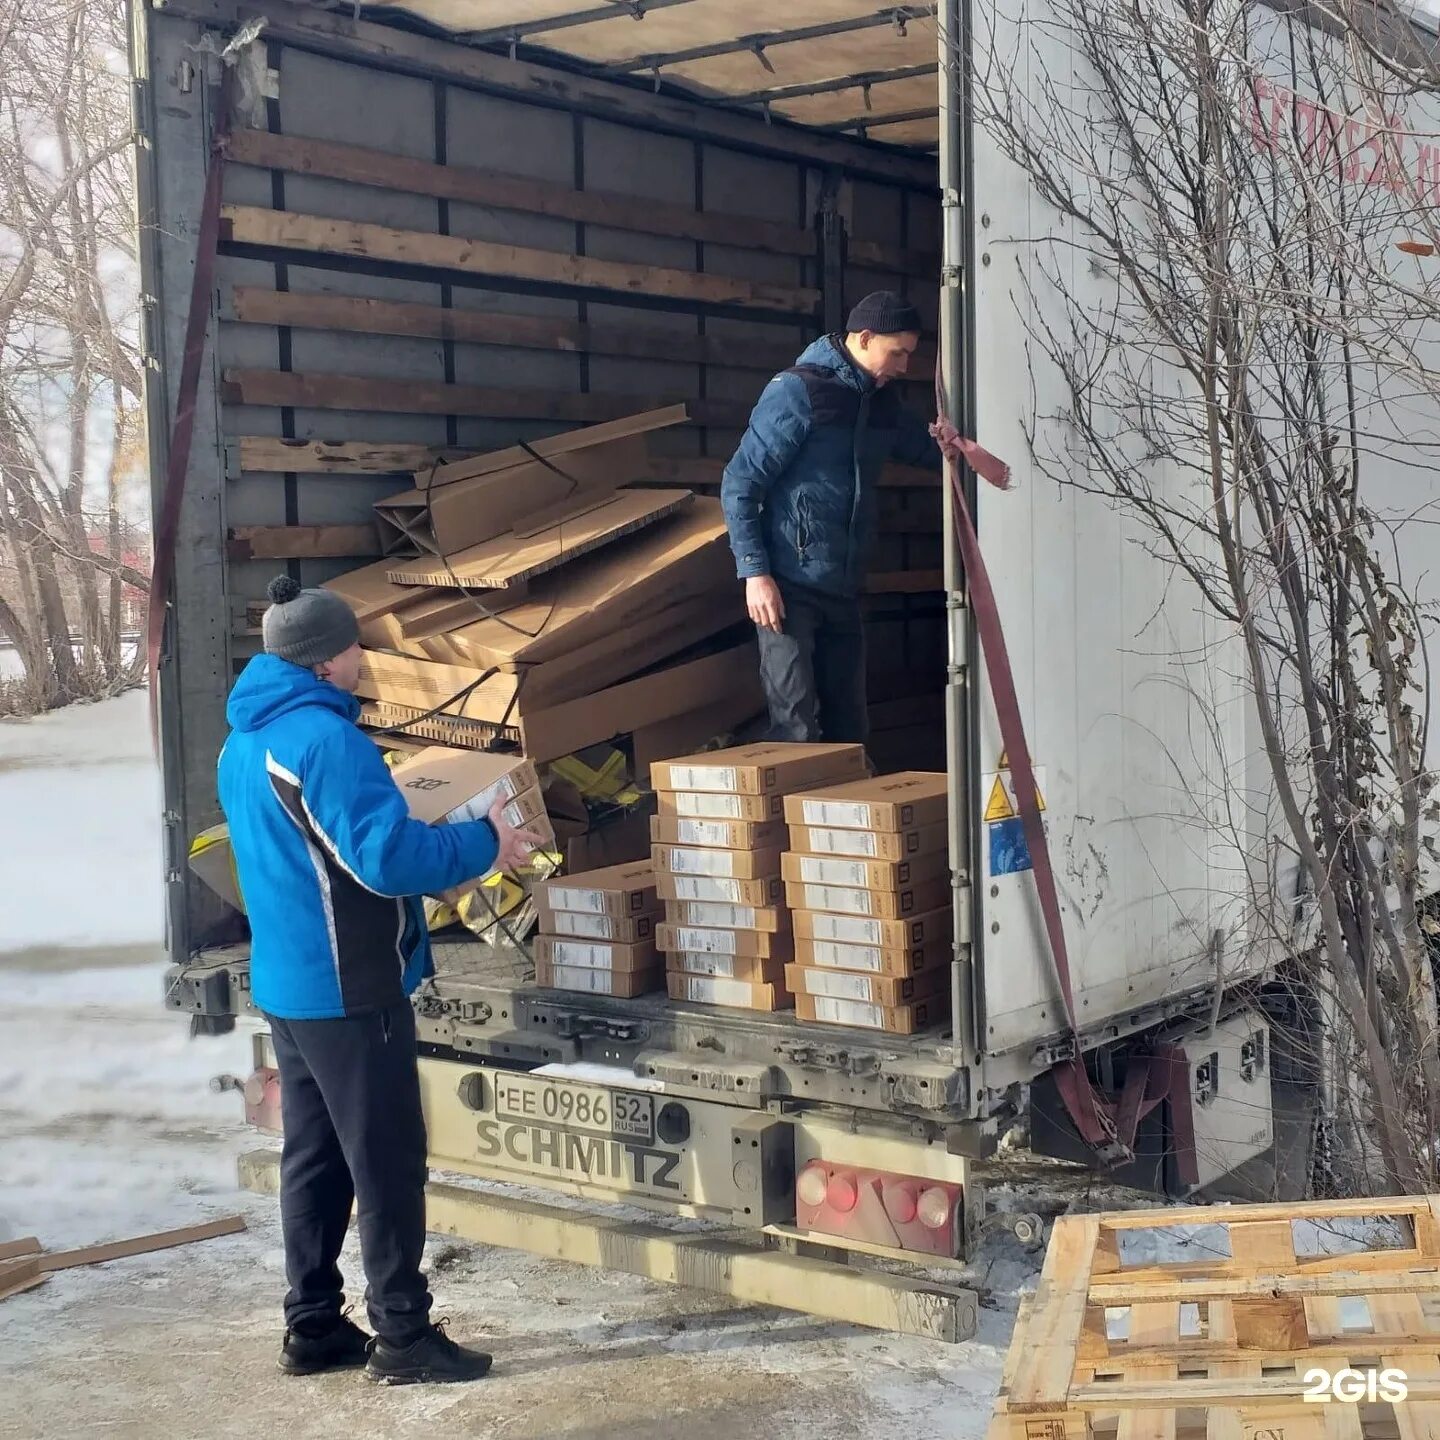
top-left (795, 1163), bottom-right (961, 1259)
top-left (826, 1172), bottom-right (859, 1213)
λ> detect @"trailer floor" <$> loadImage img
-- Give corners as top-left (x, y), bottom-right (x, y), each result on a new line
top-left (0, 692), bottom-right (1019, 1440)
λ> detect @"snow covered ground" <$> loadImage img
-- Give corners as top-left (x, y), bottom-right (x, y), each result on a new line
top-left (0, 692), bottom-right (1026, 1440)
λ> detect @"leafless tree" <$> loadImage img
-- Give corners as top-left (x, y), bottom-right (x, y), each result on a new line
top-left (0, 0), bottom-right (149, 714)
top-left (965, 0), bottom-right (1440, 1189)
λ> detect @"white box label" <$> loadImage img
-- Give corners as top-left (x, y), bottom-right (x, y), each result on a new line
top-left (798, 855), bottom-right (869, 886)
top-left (664, 847), bottom-right (737, 877)
top-left (550, 912), bottom-right (616, 941)
top-left (806, 827), bottom-right (880, 857)
top-left (683, 975), bottom-right (749, 1005)
top-left (678, 902), bottom-right (756, 928)
top-left (549, 964), bottom-right (623, 994)
top-left (675, 926), bottom-right (738, 955)
top-left (673, 952), bottom-right (742, 977)
top-left (675, 819), bottom-right (731, 847)
top-left (673, 792), bottom-right (744, 819)
top-left (548, 941), bottom-right (614, 970)
top-left (810, 939), bottom-right (883, 973)
top-left (800, 884), bottom-right (876, 916)
top-left (666, 765), bottom-right (739, 793)
top-left (670, 876), bottom-right (742, 902)
top-left (807, 913), bottom-right (884, 945)
top-left (812, 995), bottom-right (884, 1028)
top-left (802, 969), bottom-right (876, 1002)
top-left (545, 886), bottom-right (607, 915)
top-left (800, 800), bottom-right (875, 829)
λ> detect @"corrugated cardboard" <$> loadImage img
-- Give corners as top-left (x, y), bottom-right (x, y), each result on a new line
top-left (666, 972), bottom-right (792, 1011)
top-left (795, 934), bottom-right (948, 978)
top-left (650, 815), bottom-right (787, 851)
top-left (650, 742), bottom-right (867, 797)
top-left (656, 790), bottom-right (786, 823)
top-left (786, 876), bottom-right (951, 920)
top-left (375, 408), bottom-right (684, 555)
top-left (386, 489), bottom-right (694, 590)
top-left (357, 651), bottom-right (520, 727)
top-left (787, 820), bottom-right (948, 863)
top-left (664, 899), bottom-right (790, 934)
top-left (388, 747), bottom-right (538, 824)
top-left (631, 691), bottom-right (767, 773)
top-left (533, 935), bottom-right (658, 973)
top-left (651, 844), bottom-right (782, 881)
top-left (664, 952), bottom-right (787, 983)
top-left (793, 907), bottom-right (952, 951)
top-left (656, 924), bottom-right (793, 960)
top-left (535, 959), bottom-right (664, 998)
top-left (783, 772), bottom-right (949, 832)
top-left (535, 861), bottom-right (657, 919)
top-left (794, 991), bottom-right (936, 1035)
top-left (780, 849), bottom-right (948, 892)
top-left (655, 872), bottom-right (785, 906)
top-left (784, 963), bottom-right (948, 1008)
top-left (536, 909), bottom-right (657, 944)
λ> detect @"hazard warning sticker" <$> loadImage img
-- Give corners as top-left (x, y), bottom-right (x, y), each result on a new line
top-left (981, 756), bottom-right (1047, 877)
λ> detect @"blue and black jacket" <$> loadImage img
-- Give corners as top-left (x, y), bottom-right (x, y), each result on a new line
top-left (720, 334), bottom-right (941, 598)
top-left (217, 654), bottom-right (499, 1020)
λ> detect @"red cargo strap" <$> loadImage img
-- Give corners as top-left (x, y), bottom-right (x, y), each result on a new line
top-left (931, 373), bottom-right (1140, 1162)
top-left (147, 67), bottom-right (235, 747)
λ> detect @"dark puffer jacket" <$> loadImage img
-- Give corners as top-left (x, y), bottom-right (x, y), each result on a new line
top-left (720, 334), bottom-right (940, 598)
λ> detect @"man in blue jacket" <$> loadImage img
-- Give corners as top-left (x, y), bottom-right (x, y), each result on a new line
top-left (219, 575), bottom-right (540, 1385)
top-left (721, 291), bottom-right (943, 747)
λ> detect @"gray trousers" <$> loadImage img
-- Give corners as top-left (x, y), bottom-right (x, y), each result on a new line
top-left (756, 581), bottom-right (869, 746)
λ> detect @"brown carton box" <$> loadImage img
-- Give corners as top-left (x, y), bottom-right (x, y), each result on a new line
top-left (666, 972), bottom-right (792, 1011)
top-left (787, 820), bottom-right (948, 863)
top-left (783, 772), bottom-right (948, 832)
top-left (533, 935), bottom-right (658, 973)
top-left (664, 899), bottom-right (790, 934)
top-left (794, 934), bottom-right (948, 979)
top-left (534, 861), bottom-right (657, 919)
top-left (785, 876), bottom-right (952, 920)
top-left (785, 963), bottom-right (948, 1008)
top-left (656, 924), bottom-right (793, 961)
top-left (655, 872), bottom-right (785, 907)
top-left (657, 790), bottom-right (787, 823)
top-left (650, 814), bottom-right (788, 851)
top-left (389, 746), bottom-right (539, 823)
top-left (780, 849), bottom-right (948, 892)
top-left (536, 958), bottom-right (663, 998)
top-left (651, 844), bottom-right (782, 882)
top-left (534, 907), bottom-right (657, 945)
top-left (794, 991), bottom-right (938, 1035)
top-left (793, 907), bottom-right (952, 950)
top-left (651, 742), bottom-right (866, 797)
top-left (664, 952), bottom-right (787, 983)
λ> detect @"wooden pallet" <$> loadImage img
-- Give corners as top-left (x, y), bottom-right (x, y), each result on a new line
top-left (989, 1195), bottom-right (1440, 1440)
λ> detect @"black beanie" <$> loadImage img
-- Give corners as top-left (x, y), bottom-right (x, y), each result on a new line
top-left (845, 290), bottom-right (923, 336)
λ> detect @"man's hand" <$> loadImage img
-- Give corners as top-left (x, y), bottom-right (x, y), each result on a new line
top-left (488, 796), bottom-right (547, 874)
top-left (746, 576), bottom-right (785, 634)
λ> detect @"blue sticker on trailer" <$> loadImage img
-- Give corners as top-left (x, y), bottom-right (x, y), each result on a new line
top-left (988, 816), bottom-right (1034, 876)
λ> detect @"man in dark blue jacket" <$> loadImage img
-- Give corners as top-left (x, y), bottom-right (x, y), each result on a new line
top-left (721, 291), bottom-right (942, 747)
top-left (219, 575), bottom-right (540, 1385)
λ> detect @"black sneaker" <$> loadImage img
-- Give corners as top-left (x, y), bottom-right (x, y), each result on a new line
top-left (365, 1319), bottom-right (493, 1386)
top-left (279, 1314), bottom-right (372, 1376)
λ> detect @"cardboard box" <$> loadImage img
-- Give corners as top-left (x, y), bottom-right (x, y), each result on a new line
top-left (657, 790), bottom-right (786, 823)
top-left (784, 963), bottom-right (948, 1008)
top-left (780, 849), bottom-right (948, 892)
top-left (537, 909), bottom-right (657, 944)
top-left (787, 820), bottom-right (948, 862)
top-left (632, 691), bottom-right (767, 773)
top-left (664, 900), bottom-right (790, 934)
top-left (536, 959), bottom-right (664, 998)
top-left (666, 972), bottom-right (792, 1011)
top-left (324, 562), bottom-right (482, 651)
top-left (533, 935), bottom-right (658, 973)
top-left (794, 991), bottom-right (937, 1035)
top-left (655, 872), bottom-right (785, 906)
top-left (784, 772), bottom-right (948, 832)
top-left (650, 742), bottom-right (867, 797)
top-left (650, 814), bottom-right (788, 851)
top-left (795, 935), bottom-right (948, 978)
top-left (656, 924), bottom-right (792, 960)
top-left (665, 952), bottom-right (787, 983)
top-left (389, 747), bottom-right (539, 824)
top-left (535, 861), bottom-right (658, 919)
top-left (785, 876), bottom-right (951, 920)
top-left (651, 844), bottom-right (782, 881)
top-left (188, 824), bottom-right (245, 915)
top-left (793, 907), bottom-right (952, 951)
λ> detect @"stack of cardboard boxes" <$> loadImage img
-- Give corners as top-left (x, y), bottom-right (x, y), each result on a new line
top-left (781, 772), bottom-right (953, 1035)
top-left (532, 861), bottom-right (664, 998)
top-left (648, 743), bottom-right (869, 1012)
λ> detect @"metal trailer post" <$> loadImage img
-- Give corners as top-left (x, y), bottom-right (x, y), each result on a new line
top-left (938, 0), bottom-right (979, 1069)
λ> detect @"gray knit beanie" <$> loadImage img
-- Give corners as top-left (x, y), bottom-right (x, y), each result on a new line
top-left (846, 290), bottom-right (923, 336)
top-left (262, 575), bottom-right (360, 667)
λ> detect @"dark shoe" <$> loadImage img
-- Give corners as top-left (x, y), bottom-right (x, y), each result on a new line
top-left (279, 1314), bottom-right (373, 1376)
top-left (366, 1319), bottom-right (493, 1386)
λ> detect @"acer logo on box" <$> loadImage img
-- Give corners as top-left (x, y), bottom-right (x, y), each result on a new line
top-left (1303, 1367), bottom-right (1408, 1403)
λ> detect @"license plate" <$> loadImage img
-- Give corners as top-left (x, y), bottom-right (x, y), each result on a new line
top-left (491, 1074), bottom-right (655, 1144)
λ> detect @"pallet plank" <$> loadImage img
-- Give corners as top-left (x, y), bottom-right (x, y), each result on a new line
top-left (1008, 1215), bottom-right (1102, 1410)
top-left (0, 1237), bottom-right (41, 1263)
